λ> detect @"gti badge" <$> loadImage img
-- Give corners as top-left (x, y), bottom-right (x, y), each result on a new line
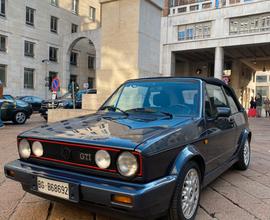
top-left (80, 153), bottom-right (91, 162)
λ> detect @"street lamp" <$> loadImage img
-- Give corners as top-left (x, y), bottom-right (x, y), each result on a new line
top-left (42, 59), bottom-right (50, 99)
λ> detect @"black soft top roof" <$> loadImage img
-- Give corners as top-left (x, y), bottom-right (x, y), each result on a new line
top-left (126, 76), bottom-right (226, 86)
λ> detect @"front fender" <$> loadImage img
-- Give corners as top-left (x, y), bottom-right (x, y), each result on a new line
top-left (170, 145), bottom-right (205, 177)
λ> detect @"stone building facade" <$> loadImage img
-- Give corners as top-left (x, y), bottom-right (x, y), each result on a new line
top-left (0, 0), bottom-right (100, 98)
top-left (161, 0), bottom-right (270, 107)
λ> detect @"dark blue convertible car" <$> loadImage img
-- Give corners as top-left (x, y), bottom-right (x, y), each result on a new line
top-left (4, 77), bottom-right (251, 220)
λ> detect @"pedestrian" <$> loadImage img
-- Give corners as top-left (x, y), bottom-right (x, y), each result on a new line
top-left (250, 97), bottom-right (256, 109)
top-left (248, 97), bottom-right (257, 118)
top-left (0, 80), bottom-right (4, 128)
top-left (264, 97), bottom-right (270, 117)
top-left (255, 93), bottom-right (263, 117)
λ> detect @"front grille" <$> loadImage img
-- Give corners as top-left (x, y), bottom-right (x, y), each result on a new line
top-left (30, 139), bottom-right (120, 173)
top-left (19, 138), bottom-right (143, 177)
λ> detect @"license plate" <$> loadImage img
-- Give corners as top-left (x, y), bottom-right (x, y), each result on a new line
top-left (37, 177), bottom-right (69, 200)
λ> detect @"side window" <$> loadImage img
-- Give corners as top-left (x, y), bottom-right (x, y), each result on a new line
top-left (206, 84), bottom-right (228, 117)
top-left (23, 97), bottom-right (32, 102)
top-left (224, 87), bottom-right (239, 114)
top-left (205, 91), bottom-right (212, 118)
top-left (33, 97), bottom-right (42, 102)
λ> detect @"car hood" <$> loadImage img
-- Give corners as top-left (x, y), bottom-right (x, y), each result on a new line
top-left (16, 99), bottom-right (30, 107)
top-left (20, 113), bottom-right (194, 150)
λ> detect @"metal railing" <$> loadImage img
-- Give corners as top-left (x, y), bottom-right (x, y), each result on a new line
top-left (170, 0), bottom-right (212, 15)
top-left (169, 0), bottom-right (257, 15)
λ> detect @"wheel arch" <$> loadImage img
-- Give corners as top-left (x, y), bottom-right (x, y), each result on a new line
top-left (171, 145), bottom-right (206, 182)
top-left (238, 128), bottom-right (252, 150)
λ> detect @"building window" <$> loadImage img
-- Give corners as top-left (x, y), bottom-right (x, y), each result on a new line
top-left (70, 52), bottom-right (78, 66)
top-left (0, 0), bottom-right (5, 17)
top-left (71, 23), bottom-right (78, 33)
top-left (26, 7), bottom-right (35, 26)
top-left (89, 6), bottom-right (96, 21)
top-left (0, 35), bottom-right (7, 52)
top-left (178, 22), bottom-right (211, 41)
top-left (24, 68), bottom-right (34, 89)
top-left (88, 77), bottom-right (94, 89)
top-left (70, 74), bottom-right (77, 83)
top-left (0, 64), bottom-right (6, 86)
top-left (72, 0), bottom-right (79, 14)
top-left (256, 75), bottom-right (268, 83)
top-left (50, 0), bottom-right (58, 7)
top-left (190, 5), bottom-right (199, 11)
top-left (230, 13), bottom-right (270, 35)
top-left (49, 47), bottom-right (58, 62)
top-left (24, 41), bottom-right (35, 57)
top-left (256, 86), bottom-right (269, 97)
top-left (88, 56), bottom-right (95, 69)
top-left (50, 16), bottom-right (58, 33)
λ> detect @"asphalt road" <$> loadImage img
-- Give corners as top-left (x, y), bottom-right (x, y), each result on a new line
top-left (0, 115), bottom-right (270, 220)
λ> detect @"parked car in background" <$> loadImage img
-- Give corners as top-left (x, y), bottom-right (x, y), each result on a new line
top-left (1, 95), bottom-right (33, 124)
top-left (17, 96), bottom-right (44, 112)
top-left (4, 77), bottom-right (251, 220)
top-left (39, 89), bottom-right (97, 120)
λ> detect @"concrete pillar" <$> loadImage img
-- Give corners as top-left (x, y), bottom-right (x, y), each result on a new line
top-left (214, 46), bottom-right (224, 79)
top-left (231, 60), bottom-right (241, 98)
top-left (161, 46), bottom-right (175, 76)
top-left (96, 0), bottom-right (163, 105)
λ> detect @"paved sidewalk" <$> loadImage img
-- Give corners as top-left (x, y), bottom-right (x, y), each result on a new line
top-left (0, 115), bottom-right (270, 220)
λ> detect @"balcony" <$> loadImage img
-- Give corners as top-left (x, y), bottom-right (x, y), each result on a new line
top-left (169, 0), bottom-right (257, 15)
top-left (169, 0), bottom-right (213, 15)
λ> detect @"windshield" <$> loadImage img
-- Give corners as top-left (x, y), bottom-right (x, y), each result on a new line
top-left (61, 92), bottom-right (72, 99)
top-left (101, 80), bottom-right (201, 117)
top-left (3, 95), bottom-right (15, 100)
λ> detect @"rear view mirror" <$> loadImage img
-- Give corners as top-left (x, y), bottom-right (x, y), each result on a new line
top-left (216, 107), bottom-right (231, 118)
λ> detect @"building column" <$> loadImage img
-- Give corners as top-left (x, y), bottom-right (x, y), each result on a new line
top-left (214, 46), bottom-right (224, 79)
top-left (161, 47), bottom-right (175, 76)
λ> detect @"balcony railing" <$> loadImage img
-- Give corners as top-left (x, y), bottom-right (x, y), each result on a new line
top-left (170, 0), bottom-right (212, 15)
top-left (169, 0), bottom-right (256, 15)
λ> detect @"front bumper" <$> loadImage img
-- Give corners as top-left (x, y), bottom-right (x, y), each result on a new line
top-left (4, 160), bottom-right (177, 219)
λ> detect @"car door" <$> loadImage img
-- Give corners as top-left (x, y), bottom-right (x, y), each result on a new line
top-left (223, 86), bottom-right (245, 155)
top-left (204, 83), bottom-right (236, 171)
top-left (32, 97), bottom-right (42, 111)
top-left (1, 100), bottom-right (15, 121)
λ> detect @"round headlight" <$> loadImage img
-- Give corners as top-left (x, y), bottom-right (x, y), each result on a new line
top-left (32, 141), bottom-right (44, 157)
top-left (18, 139), bottom-right (31, 159)
top-left (95, 150), bottom-right (111, 169)
top-left (117, 152), bottom-right (138, 177)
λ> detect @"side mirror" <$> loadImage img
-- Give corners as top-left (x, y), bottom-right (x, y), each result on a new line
top-left (216, 107), bottom-right (231, 118)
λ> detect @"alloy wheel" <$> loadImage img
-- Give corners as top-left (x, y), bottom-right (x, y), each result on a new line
top-left (243, 140), bottom-right (250, 166)
top-left (16, 112), bottom-right (26, 124)
top-left (181, 168), bottom-right (200, 219)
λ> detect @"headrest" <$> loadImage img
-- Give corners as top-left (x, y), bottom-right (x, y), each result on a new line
top-left (153, 93), bottom-right (170, 107)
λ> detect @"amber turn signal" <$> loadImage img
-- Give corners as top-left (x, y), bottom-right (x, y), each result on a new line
top-left (112, 194), bottom-right (133, 205)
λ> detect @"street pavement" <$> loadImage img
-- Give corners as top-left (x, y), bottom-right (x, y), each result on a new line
top-left (0, 115), bottom-right (270, 220)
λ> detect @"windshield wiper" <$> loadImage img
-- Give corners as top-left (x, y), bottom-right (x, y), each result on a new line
top-left (159, 111), bottom-right (173, 119)
top-left (100, 105), bottom-right (129, 116)
top-left (126, 108), bottom-right (173, 119)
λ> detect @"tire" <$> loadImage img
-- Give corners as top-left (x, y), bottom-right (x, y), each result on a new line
top-left (168, 161), bottom-right (201, 220)
top-left (13, 111), bottom-right (27, 124)
top-left (235, 139), bottom-right (250, 170)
